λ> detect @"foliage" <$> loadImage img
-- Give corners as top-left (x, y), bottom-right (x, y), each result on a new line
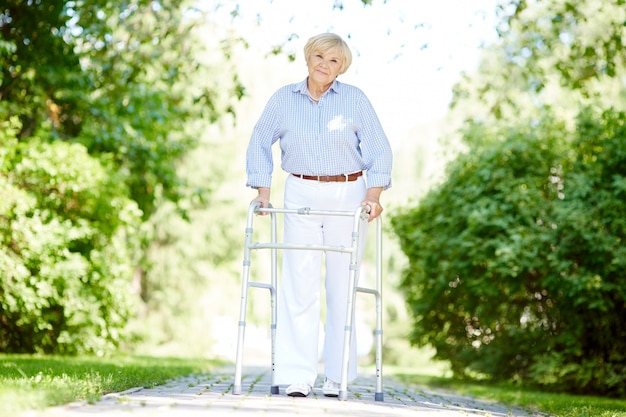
top-left (68, 0), bottom-right (239, 218)
top-left (538, 108), bottom-right (626, 396)
top-left (391, 108), bottom-right (626, 396)
top-left (0, 0), bottom-right (243, 354)
top-left (0, 354), bottom-right (223, 415)
top-left (451, 0), bottom-right (626, 122)
top-left (0, 128), bottom-right (142, 354)
top-left (393, 0), bottom-right (626, 397)
top-left (497, 0), bottom-right (626, 90)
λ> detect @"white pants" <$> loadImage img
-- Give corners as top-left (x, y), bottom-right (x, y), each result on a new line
top-left (274, 174), bottom-right (367, 386)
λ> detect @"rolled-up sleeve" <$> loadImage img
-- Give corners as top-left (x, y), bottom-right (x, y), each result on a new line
top-left (357, 93), bottom-right (393, 190)
top-left (246, 96), bottom-right (280, 189)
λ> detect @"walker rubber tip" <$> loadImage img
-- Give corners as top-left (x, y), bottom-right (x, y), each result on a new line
top-left (233, 385), bottom-right (242, 395)
top-left (271, 385), bottom-right (279, 394)
top-left (338, 390), bottom-right (348, 401)
top-left (375, 392), bottom-right (384, 402)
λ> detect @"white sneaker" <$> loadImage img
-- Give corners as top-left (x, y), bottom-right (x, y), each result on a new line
top-left (286, 382), bottom-right (311, 397)
top-left (322, 378), bottom-right (340, 397)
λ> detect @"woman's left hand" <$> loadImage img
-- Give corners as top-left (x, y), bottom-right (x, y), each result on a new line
top-left (362, 186), bottom-right (384, 222)
top-left (362, 199), bottom-right (382, 222)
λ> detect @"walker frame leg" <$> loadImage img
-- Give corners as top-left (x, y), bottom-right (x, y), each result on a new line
top-left (338, 209), bottom-right (384, 401)
top-left (233, 203), bottom-right (279, 396)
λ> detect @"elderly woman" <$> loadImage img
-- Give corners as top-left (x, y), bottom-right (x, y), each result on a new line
top-left (246, 32), bottom-right (392, 397)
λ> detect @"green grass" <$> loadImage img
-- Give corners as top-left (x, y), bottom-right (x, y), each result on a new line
top-left (392, 371), bottom-right (626, 417)
top-left (3, 354), bottom-right (626, 417)
top-left (0, 354), bottom-right (225, 416)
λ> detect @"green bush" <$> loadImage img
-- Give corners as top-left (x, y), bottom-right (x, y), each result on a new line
top-left (0, 134), bottom-right (142, 354)
top-left (391, 108), bottom-right (626, 396)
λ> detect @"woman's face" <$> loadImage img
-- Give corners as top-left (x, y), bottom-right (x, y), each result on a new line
top-left (307, 48), bottom-right (342, 85)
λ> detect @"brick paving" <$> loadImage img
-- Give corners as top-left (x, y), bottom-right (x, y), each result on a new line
top-left (22, 365), bottom-right (547, 417)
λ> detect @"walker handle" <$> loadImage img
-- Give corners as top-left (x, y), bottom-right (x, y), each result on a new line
top-left (360, 204), bottom-right (371, 221)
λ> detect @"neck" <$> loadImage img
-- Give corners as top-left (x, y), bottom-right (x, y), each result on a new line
top-left (307, 78), bottom-right (331, 99)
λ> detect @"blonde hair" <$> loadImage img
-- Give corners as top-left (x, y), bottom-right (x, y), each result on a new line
top-left (303, 33), bottom-right (352, 75)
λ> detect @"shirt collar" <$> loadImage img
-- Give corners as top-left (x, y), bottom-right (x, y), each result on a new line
top-left (294, 77), bottom-right (341, 97)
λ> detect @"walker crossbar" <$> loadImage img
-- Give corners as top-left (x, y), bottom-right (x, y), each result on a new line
top-left (249, 242), bottom-right (355, 253)
top-left (232, 201), bottom-right (384, 401)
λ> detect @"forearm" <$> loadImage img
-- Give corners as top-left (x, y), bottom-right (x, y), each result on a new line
top-left (254, 187), bottom-right (270, 203)
top-left (364, 187), bottom-right (383, 204)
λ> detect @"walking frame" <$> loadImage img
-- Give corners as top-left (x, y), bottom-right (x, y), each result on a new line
top-left (232, 201), bottom-right (384, 402)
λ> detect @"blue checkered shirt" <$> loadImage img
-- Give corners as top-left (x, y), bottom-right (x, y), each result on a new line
top-left (246, 78), bottom-right (393, 190)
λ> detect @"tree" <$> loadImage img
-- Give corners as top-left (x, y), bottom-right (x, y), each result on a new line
top-left (0, 0), bottom-right (243, 353)
top-left (450, 0), bottom-right (626, 124)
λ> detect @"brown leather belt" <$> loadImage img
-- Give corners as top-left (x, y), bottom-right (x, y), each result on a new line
top-left (292, 171), bottom-right (363, 182)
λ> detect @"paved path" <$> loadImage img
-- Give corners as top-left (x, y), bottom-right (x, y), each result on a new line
top-left (23, 366), bottom-right (547, 417)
